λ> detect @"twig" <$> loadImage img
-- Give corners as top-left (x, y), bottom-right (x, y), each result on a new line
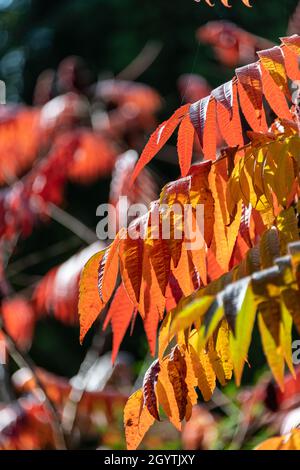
top-left (6, 236), bottom-right (80, 278)
top-left (0, 323), bottom-right (67, 450)
top-left (227, 387), bottom-right (261, 450)
top-left (0, 364), bottom-right (14, 403)
top-left (61, 317), bottom-right (109, 439)
top-left (48, 203), bottom-right (97, 245)
top-left (116, 41), bottom-right (162, 81)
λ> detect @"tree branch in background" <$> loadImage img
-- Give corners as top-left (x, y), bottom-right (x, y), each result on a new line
top-left (116, 41), bottom-right (163, 81)
top-left (0, 322), bottom-right (67, 450)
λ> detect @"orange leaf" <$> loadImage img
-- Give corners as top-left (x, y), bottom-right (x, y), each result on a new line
top-left (2, 297), bottom-right (35, 351)
top-left (189, 161), bottom-right (214, 248)
top-left (143, 305), bottom-right (160, 357)
top-left (143, 359), bottom-right (160, 421)
top-left (181, 346), bottom-right (198, 421)
top-left (209, 164), bottom-right (242, 271)
top-left (160, 177), bottom-right (191, 268)
top-left (171, 249), bottom-right (195, 298)
top-left (190, 97), bottom-right (217, 160)
top-left (260, 62), bottom-right (292, 121)
top-left (145, 202), bottom-right (171, 297)
top-left (130, 104), bottom-right (190, 185)
top-left (236, 63), bottom-right (267, 132)
top-left (119, 226), bottom-right (144, 307)
top-left (211, 81), bottom-right (233, 115)
top-left (156, 357), bottom-right (182, 431)
top-left (255, 436), bottom-right (283, 450)
top-left (190, 96), bottom-right (210, 149)
top-left (281, 35), bottom-right (300, 57)
top-left (109, 283), bottom-right (135, 363)
top-left (79, 251), bottom-right (105, 343)
top-left (98, 231), bottom-right (123, 303)
top-left (257, 46), bottom-right (290, 97)
top-left (124, 389), bottom-right (155, 450)
top-left (139, 250), bottom-right (165, 355)
top-left (216, 83), bottom-right (244, 148)
top-left (167, 345), bottom-right (188, 421)
top-left (177, 114), bottom-right (195, 177)
top-left (282, 44), bottom-right (300, 81)
top-left (203, 98), bottom-right (217, 160)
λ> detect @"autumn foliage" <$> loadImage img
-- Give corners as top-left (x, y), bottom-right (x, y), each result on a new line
top-left (78, 34), bottom-right (300, 449)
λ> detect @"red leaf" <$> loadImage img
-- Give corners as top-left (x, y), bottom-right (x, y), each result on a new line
top-left (282, 44), bottom-right (300, 81)
top-left (189, 96), bottom-right (210, 149)
top-left (139, 246), bottom-right (165, 354)
top-left (119, 217), bottom-right (147, 307)
top-left (143, 305), bottom-right (160, 357)
top-left (202, 99), bottom-right (217, 160)
top-left (236, 62), bottom-right (267, 132)
top-left (130, 104), bottom-right (189, 185)
top-left (177, 114), bottom-right (195, 177)
top-left (190, 97), bottom-right (217, 160)
top-left (211, 81), bottom-right (234, 116)
top-left (145, 202), bottom-right (171, 297)
top-left (216, 82), bottom-right (244, 147)
top-left (259, 62), bottom-right (292, 120)
top-left (281, 35), bottom-right (300, 56)
top-left (143, 359), bottom-right (161, 420)
top-left (257, 46), bottom-right (290, 98)
top-left (109, 284), bottom-right (135, 363)
top-left (2, 297), bottom-right (35, 351)
top-left (98, 230), bottom-right (124, 303)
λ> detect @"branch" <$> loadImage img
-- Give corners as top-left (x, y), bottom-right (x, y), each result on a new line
top-left (116, 41), bottom-right (163, 81)
top-left (61, 317), bottom-right (109, 438)
top-left (6, 236), bottom-right (80, 279)
top-left (48, 203), bottom-right (98, 245)
top-left (0, 322), bottom-right (67, 450)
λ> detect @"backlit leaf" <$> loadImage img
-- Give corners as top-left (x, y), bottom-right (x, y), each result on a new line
top-left (79, 251), bottom-right (105, 343)
top-left (124, 389), bottom-right (155, 450)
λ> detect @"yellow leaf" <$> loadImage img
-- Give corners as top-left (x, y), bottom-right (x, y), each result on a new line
top-left (158, 310), bottom-right (175, 360)
top-left (197, 302), bottom-right (224, 349)
top-left (124, 388), bottom-right (155, 450)
top-left (258, 46), bottom-right (289, 96)
top-left (280, 298), bottom-right (295, 377)
top-left (277, 207), bottom-right (299, 254)
top-left (167, 345), bottom-right (188, 421)
top-left (258, 299), bottom-right (285, 390)
top-left (189, 331), bottom-right (216, 401)
top-left (281, 288), bottom-right (300, 335)
top-left (210, 166), bottom-right (242, 271)
top-left (156, 357), bottom-right (181, 431)
top-left (272, 143), bottom-right (296, 207)
top-left (259, 227), bottom-right (280, 269)
top-left (215, 319), bottom-right (233, 382)
top-left (230, 284), bottom-right (257, 386)
top-left (169, 296), bottom-right (214, 338)
top-left (181, 345), bottom-right (198, 421)
top-left (207, 329), bottom-right (229, 387)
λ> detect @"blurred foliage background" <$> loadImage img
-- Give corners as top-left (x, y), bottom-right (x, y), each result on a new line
top-left (0, 0), bottom-right (297, 106)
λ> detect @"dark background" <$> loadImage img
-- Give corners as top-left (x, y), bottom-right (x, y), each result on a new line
top-left (0, 0), bottom-right (297, 108)
top-left (1, 0), bottom-right (298, 378)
